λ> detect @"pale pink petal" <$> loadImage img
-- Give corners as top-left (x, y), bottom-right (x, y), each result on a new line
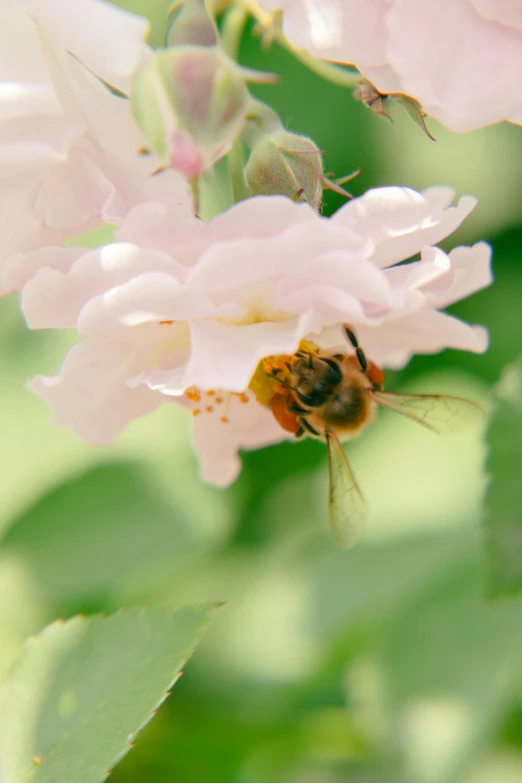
top-left (275, 249), bottom-right (396, 308)
top-left (384, 246), bottom-right (452, 292)
top-left (274, 283), bottom-right (367, 325)
top-left (357, 309), bottom-right (488, 369)
top-left (8, 245), bottom-right (85, 300)
top-left (423, 241), bottom-right (493, 307)
top-left (261, 0), bottom-right (401, 92)
top-left (334, 186), bottom-right (476, 268)
top-left (26, 0), bottom-right (150, 94)
top-left (471, 0), bottom-right (522, 29)
top-left (77, 272), bottom-right (245, 333)
top-left (184, 313), bottom-right (323, 393)
top-left (386, 0), bottom-right (522, 132)
top-left (186, 219), bottom-right (368, 299)
top-left (27, 329), bottom-right (162, 444)
top-left (22, 244), bottom-right (186, 329)
top-left (34, 149), bottom-right (116, 229)
top-left (192, 391), bottom-right (290, 487)
top-left (0, 11), bottom-right (61, 119)
top-left (115, 202), bottom-right (208, 263)
top-left (208, 195), bottom-right (319, 241)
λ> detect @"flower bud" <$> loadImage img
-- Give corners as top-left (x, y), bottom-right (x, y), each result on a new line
top-left (132, 46), bottom-right (250, 178)
top-left (166, 0), bottom-right (218, 47)
top-left (242, 97), bottom-right (283, 150)
top-left (244, 131), bottom-right (325, 209)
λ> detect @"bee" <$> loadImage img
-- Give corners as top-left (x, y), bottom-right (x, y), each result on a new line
top-left (269, 327), bottom-right (484, 549)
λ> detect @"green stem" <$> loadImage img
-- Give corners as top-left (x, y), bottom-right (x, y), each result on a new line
top-left (228, 138), bottom-right (251, 204)
top-left (196, 157), bottom-right (235, 221)
top-left (279, 41), bottom-right (360, 89)
top-left (220, 4), bottom-right (249, 60)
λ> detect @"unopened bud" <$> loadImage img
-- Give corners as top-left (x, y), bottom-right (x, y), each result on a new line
top-left (242, 98), bottom-right (282, 150)
top-left (167, 0), bottom-right (218, 47)
top-left (132, 46), bottom-right (250, 178)
top-left (245, 130), bottom-right (359, 210)
top-left (245, 131), bottom-right (325, 209)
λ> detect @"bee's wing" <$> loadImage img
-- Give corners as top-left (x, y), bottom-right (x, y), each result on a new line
top-left (326, 429), bottom-right (367, 549)
top-left (370, 390), bottom-right (484, 435)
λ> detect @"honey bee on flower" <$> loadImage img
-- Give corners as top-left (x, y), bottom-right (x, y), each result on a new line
top-left (18, 187), bottom-right (491, 543)
top-left (251, 329), bottom-right (482, 547)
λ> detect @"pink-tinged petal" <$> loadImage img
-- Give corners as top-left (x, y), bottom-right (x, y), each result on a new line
top-left (126, 333), bottom-right (191, 394)
top-left (0, 141), bottom-right (66, 178)
top-left (192, 392), bottom-right (290, 487)
top-left (384, 246), bottom-right (452, 292)
top-left (187, 220), bottom-right (368, 298)
top-left (423, 241), bottom-right (493, 307)
top-left (208, 195), bottom-right (319, 241)
top-left (8, 245), bottom-right (85, 300)
top-left (22, 244), bottom-right (185, 329)
top-left (27, 329), bottom-right (162, 444)
top-left (261, 0), bottom-right (401, 92)
top-left (357, 309), bottom-right (488, 369)
top-left (386, 0), bottom-right (522, 132)
top-left (116, 202), bottom-right (208, 264)
top-left (335, 186), bottom-right (476, 268)
top-left (34, 149), bottom-right (115, 229)
top-left (26, 0), bottom-right (150, 94)
top-left (78, 272), bottom-right (245, 333)
top-left (274, 283), bottom-right (367, 326)
top-left (0, 12), bottom-right (61, 119)
top-left (185, 313), bottom-right (323, 393)
top-left (275, 250), bottom-right (396, 309)
top-left (471, 0), bottom-right (522, 29)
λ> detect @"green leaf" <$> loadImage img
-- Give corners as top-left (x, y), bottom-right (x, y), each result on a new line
top-left (375, 554), bottom-right (522, 783)
top-left (485, 355), bottom-right (522, 597)
top-left (0, 604), bottom-right (216, 783)
top-left (0, 461), bottom-right (228, 603)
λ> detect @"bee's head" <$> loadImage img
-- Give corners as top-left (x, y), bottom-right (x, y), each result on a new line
top-left (290, 353), bottom-right (342, 407)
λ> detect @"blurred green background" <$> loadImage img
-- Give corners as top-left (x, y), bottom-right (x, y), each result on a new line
top-left (2, 4), bottom-right (522, 782)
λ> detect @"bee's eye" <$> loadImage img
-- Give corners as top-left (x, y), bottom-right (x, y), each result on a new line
top-left (320, 357), bottom-right (342, 382)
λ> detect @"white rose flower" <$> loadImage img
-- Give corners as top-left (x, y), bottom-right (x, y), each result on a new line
top-left (0, 0), bottom-right (192, 292)
top-left (21, 188), bottom-right (491, 486)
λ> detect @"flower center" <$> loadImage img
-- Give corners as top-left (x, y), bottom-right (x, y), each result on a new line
top-left (183, 340), bottom-right (322, 427)
top-left (183, 387), bottom-right (250, 423)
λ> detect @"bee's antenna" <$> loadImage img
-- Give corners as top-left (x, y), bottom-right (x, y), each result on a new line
top-left (344, 325), bottom-right (368, 373)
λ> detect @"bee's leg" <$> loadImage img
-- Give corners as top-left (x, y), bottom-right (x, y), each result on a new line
top-left (343, 325), bottom-right (368, 373)
top-left (295, 426), bottom-right (305, 439)
top-left (295, 350), bottom-right (314, 369)
top-left (288, 402), bottom-right (309, 415)
top-left (268, 373), bottom-right (296, 391)
top-left (299, 417), bottom-right (321, 437)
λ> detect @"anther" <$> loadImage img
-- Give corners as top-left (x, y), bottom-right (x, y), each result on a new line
top-left (220, 416), bottom-right (229, 423)
top-left (215, 396), bottom-right (224, 404)
top-left (205, 406), bottom-right (214, 413)
top-left (192, 409), bottom-right (201, 416)
top-left (206, 390), bottom-right (215, 396)
top-left (158, 319), bottom-right (174, 326)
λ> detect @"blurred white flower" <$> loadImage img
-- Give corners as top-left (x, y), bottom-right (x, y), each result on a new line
top-left (22, 187), bottom-right (491, 486)
top-left (0, 0), bottom-right (192, 293)
top-left (258, 0), bottom-right (522, 132)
